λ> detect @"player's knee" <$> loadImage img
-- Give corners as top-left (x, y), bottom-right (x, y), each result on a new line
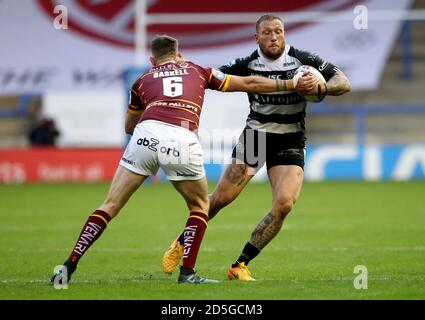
top-left (272, 197), bottom-right (295, 219)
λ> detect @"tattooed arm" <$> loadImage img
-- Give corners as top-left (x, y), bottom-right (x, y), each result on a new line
top-left (325, 69), bottom-right (351, 96)
top-left (296, 69), bottom-right (351, 97)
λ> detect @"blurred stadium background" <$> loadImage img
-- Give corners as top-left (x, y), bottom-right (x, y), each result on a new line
top-left (0, 0), bottom-right (424, 299)
top-left (0, 0), bottom-right (424, 183)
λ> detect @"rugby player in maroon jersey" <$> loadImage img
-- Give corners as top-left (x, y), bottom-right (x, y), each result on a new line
top-left (51, 35), bottom-right (299, 285)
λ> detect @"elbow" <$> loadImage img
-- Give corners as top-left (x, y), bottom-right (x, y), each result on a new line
top-left (125, 121), bottom-right (135, 135)
top-left (125, 126), bottom-right (134, 135)
top-left (344, 81), bottom-right (351, 93)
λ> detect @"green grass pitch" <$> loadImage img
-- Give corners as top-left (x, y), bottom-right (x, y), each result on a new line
top-left (0, 181), bottom-right (424, 300)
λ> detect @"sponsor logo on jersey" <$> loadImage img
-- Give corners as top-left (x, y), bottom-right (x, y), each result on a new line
top-left (308, 53), bottom-right (318, 61)
top-left (251, 93), bottom-right (305, 105)
top-left (319, 61), bottom-right (329, 71)
top-left (286, 70), bottom-right (296, 79)
top-left (283, 62), bottom-right (296, 67)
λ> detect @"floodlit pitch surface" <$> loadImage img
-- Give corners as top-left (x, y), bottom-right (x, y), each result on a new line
top-left (0, 181), bottom-right (424, 299)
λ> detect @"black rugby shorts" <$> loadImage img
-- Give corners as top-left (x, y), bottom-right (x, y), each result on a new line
top-left (231, 127), bottom-right (306, 170)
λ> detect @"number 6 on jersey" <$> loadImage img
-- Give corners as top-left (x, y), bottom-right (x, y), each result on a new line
top-left (163, 77), bottom-right (183, 97)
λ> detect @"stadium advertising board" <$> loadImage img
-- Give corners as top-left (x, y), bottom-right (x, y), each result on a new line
top-left (1, 144), bottom-right (424, 183)
top-left (0, 148), bottom-right (121, 183)
top-left (306, 144), bottom-right (425, 180)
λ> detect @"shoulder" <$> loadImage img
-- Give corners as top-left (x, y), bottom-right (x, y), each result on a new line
top-left (183, 61), bottom-right (213, 80)
top-left (222, 50), bottom-right (258, 69)
top-left (134, 67), bottom-right (155, 82)
top-left (287, 45), bottom-right (317, 62)
top-left (131, 75), bottom-right (146, 91)
top-left (183, 61), bottom-right (207, 73)
top-left (219, 50), bottom-right (258, 75)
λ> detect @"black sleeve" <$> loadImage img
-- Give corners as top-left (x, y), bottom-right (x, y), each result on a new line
top-left (292, 47), bottom-right (338, 81)
top-left (218, 56), bottom-right (251, 77)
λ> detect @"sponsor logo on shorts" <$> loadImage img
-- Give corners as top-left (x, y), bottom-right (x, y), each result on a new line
top-left (137, 137), bottom-right (159, 152)
top-left (121, 157), bottom-right (135, 166)
top-left (276, 148), bottom-right (304, 157)
top-left (176, 172), bottom-right (198, 177)
top-left (137, 137), bottom-right (181, 157)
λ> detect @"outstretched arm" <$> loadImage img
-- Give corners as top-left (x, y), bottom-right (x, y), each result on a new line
top-left (225, 75), bottom-right (294, 93)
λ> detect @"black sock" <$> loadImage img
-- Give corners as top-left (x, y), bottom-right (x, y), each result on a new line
top-left (177, 232), bottom-right (184, 244)
top-left (232, 242), bottom-right (260, 267)
top-left (179, 266), bottom-right (194, 275)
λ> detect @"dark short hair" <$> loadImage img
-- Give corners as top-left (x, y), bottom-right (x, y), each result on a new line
top-left (256, 14), bottom-right (283, 32)
top-left (151, 35), bottom-right (178, 60)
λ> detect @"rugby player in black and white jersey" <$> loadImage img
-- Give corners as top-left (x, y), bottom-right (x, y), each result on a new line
top-left (163, 14), bottom-right (351, 280)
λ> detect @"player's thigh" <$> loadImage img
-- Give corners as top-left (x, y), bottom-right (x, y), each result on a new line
top-left (120, 121), bottom-right (161, 177)
top-left (213, 126), bottom-right (264, 203)
top-left (171, 177), bottom-right (209, 213)
top-left (160, 125), bottom-right (205, 181)
top-left (100, 165), bottom-right (148, 216)
top-left (267, 165), bottom-right (304, 204)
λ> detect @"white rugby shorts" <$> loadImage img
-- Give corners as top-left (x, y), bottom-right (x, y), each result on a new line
top-left (119, 120), bottom-right (205, 181)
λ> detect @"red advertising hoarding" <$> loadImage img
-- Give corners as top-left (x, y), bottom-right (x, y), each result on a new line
top-left (0, 148), bottom-right (123, 183)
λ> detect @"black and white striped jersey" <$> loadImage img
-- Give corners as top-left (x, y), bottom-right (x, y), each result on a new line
top-left (219, 45), bottom-right (338, 144)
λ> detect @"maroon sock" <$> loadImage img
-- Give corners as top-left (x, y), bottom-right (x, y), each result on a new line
top-left (68, 210), bottom-right (111, 263)
top-left (181, 211), bottom-right (208, 270)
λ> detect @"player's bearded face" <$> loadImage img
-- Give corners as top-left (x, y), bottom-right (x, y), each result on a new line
top-left (256, 20), bottom-right (285, 60)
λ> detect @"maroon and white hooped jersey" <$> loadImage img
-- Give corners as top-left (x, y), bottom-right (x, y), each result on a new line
top-left (128, 60), bottom-right (231, 132)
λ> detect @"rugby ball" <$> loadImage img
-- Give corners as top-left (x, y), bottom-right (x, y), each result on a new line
top-left (292, 65), bottom-right (326, 103)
